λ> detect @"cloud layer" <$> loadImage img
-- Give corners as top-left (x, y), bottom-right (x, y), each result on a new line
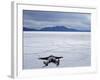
top-left (23, 10), bottom-right (91, 30)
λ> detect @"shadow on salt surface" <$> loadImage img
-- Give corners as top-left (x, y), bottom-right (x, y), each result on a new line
top-left (23, 50), bottom-right (91, 69)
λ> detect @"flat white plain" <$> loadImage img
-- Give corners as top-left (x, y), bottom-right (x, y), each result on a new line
top-left (23, 32), bottom-right (91, 69)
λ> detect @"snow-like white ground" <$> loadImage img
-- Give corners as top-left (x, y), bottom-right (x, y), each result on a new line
top-left (23, 32), bottom-right (91, 69)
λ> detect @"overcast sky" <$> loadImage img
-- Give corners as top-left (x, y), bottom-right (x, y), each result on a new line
top-left (23, 10), bottom-right (91, 30)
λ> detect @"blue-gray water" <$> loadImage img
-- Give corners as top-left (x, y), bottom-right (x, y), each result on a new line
top-left (23, 32), bottom-right (91, 69)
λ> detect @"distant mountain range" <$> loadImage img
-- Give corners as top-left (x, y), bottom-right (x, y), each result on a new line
top-left (23, 26), bottom-right (90, 32)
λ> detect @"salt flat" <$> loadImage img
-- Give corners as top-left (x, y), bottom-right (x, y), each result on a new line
top-left (23, 32), bottom-right (91, 69)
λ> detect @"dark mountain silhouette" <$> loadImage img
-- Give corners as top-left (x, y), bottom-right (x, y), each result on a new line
top-left (23, 27), bottom-right (38, 31)
top-left (23, 26), bottom-right (90, 32)
top-left (40, 26), bottom-right (78, 31)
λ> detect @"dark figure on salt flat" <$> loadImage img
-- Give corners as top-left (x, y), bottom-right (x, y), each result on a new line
top-left (38, 55), bottom-right (63, 67)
